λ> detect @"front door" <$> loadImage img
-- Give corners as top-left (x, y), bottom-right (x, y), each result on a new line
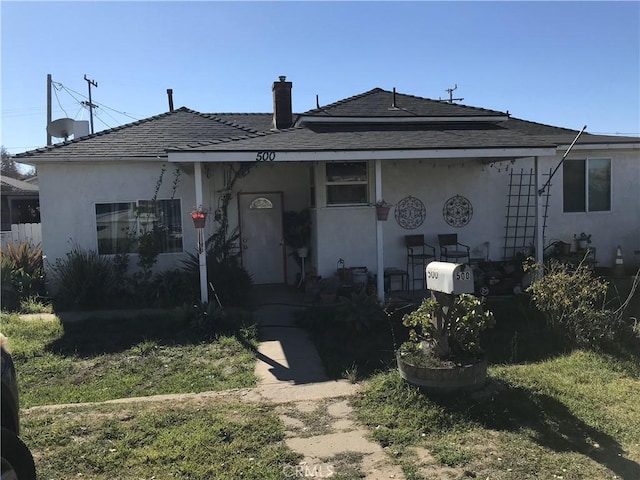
top-left (239, 192), bottom-right (285, 284)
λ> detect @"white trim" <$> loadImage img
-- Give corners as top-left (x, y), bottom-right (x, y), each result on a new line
top-left (194, 162), bottom-right (209, 304)
top-left (168, 147), bottom-right (556, 163)
top-left (21, 156), bottom-right (169, 163)
top-left (297, 115), bottom-right (509, 124)
top-left (375, 159), bottom-right (384, 303)
top-left (557, 143), bottom-right (640, 151)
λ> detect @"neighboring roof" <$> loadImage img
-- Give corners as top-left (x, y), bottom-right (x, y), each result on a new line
top-left (15, 108), bottom-right (258, 161)
top-left (14, 87), bottom-right (639, 162)
top-left (1, 176), bottom-right (39, 194)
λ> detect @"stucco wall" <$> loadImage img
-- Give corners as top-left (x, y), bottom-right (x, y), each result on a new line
top-left (37, 161), bottom-right (198, 281)
top-left (314, 151), bottom-right (639, 280)
top-left (205, 162), bottom-right (312, 284)
top-left (540, 150), bottom-right (640, 267)
top-left (314, 205), bottom-right (378, 278)
top-left (379, 158), bottom-right (518, 271)
top-left (36, 148), bottom-right (640, 293)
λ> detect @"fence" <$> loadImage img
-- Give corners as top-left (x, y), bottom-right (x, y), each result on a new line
top-left (0, 223), bottom-right (42, 250)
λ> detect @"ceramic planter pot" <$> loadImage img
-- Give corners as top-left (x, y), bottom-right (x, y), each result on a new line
top-left (396, 352), bottom-right (487, 394)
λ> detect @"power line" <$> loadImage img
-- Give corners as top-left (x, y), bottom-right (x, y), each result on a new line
top-left (92, 111), bottom-right (113, 130)
top-left (52, 83), bottom-right (70, 117)
top-left (55, 82), bottom-right (140, 122)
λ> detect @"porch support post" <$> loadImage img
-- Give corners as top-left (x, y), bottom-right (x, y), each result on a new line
top-left (375, 159), bottom-right (385, 303)
top-left (194, 161), bottom-right (209, 304)
top-left (534, 156), bottom-right (544, 267)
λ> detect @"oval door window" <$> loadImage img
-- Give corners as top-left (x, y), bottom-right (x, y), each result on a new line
top-left (249, 197), bottom-right (273, 209)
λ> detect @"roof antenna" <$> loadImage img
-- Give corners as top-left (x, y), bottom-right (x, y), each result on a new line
top-left (316, 94), bottom-right (320, 109)
top-left (440, 84), bottom-right (464, 104)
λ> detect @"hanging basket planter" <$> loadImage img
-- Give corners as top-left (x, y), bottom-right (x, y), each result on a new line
top-left (375, 200), bottom-right (392, 221)
top-left (376, 206), bottom-right (390, 221)
top-left (191, 211), bottom-right (207, 229)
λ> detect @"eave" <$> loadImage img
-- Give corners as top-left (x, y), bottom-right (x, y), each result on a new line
top-left (296, 115), bottom-right (509, 125)
top-left (168, 146), bottom-right (556, 163)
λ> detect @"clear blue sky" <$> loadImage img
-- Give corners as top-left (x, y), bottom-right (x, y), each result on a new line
top-left (2, 1), bottom-right (639, 157)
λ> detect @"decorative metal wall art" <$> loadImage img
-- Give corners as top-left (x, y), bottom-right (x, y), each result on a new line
top-left (443, 195), bottom-right (473, 227)
top-left (394, 196), bottom-right (426, 230)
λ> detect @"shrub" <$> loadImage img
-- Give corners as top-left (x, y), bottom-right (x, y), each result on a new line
top-left (0, 242), bottom-right (46, 311)
top-left (183, 253), bottom-right (252, 307)
top-left (180, 301), bottom-right (254, 336)
top-left (152, 268), bottom-right (198, 308)
top-left (401, 294), bottom-right (495, 361)
top-left (526, 260), bottom-right (634, 350)
top-left (51, 244), bottom-right (116, 310)
top-left (1, 257), bottom-right (20, 311)
top-left (335, 290), bottom-right (386, 332)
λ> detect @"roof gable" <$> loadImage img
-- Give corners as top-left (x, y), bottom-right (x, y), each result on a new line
top-left (301, 88), bottom-right (507, 119)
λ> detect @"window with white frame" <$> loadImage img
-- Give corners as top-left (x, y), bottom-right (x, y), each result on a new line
top-left (563, 158), bottom-right (611, 212)
top-left (95, 199), bottom-right (183, 254)
top-left (325, 161), bottom-right (368, 205)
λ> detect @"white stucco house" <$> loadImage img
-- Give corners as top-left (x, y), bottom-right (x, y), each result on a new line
top-left (15, 77), bottom-right (640, 302)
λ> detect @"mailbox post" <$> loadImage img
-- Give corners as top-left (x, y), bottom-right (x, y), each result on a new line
top-left (425, 262), bottom-right (474, 295)
top-left (425, 261), bottom-right (475, 336)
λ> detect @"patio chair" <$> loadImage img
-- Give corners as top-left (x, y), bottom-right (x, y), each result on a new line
top-left (405, 235), bottom-right (436, 292)
top-left (438, 233), bottom-right (470, 264)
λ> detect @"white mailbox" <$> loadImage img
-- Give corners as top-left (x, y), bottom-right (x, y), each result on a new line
top-left (425, 261), bottom-right (474, 294)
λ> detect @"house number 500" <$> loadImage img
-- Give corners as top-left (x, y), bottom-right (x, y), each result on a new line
top-left (255, 151), bottom-right (276, 162)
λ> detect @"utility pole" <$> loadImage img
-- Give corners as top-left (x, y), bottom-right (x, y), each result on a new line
top-left (82, 74), bottom-right (98, 134)
top-left (47, 74), bottom-right (52, 145)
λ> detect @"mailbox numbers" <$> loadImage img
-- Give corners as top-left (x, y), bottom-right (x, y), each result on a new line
top-left (455, 271), bottom-right (471, 281)
top-left (427, 270), bottom-right (438, 279)
top-left (255, 151), bottom-right (276, 162)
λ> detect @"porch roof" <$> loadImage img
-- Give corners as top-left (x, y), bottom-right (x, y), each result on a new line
top-left (166, 122), bottom-right (559, 162)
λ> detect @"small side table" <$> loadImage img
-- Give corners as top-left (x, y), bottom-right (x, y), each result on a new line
top-left (384, 268), bottom-right (409, 292)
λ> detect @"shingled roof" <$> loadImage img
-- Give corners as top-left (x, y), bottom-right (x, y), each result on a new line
top-left (15, 87), bottom-right (638, 161)
top-left (15, 108), bottom-right (259, 160)
top-left (174, 123), bottom-right (557, 152)
top-left (1, 176), bottom-right (39, 194)
top-left (300, 88), bottom-right (506, 118)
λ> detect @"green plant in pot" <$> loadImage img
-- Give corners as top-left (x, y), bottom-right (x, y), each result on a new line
top-left (283, 209), bottom-right (311, 263)
top-left (397, 294), bottom-right (495, 393)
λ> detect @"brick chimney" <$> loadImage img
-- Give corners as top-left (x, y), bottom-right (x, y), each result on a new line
top-left (272, 76), bottom-right (293, 129)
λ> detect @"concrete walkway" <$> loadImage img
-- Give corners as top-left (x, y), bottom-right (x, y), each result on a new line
top-left (251, 286), bottom-right (404, 478)
top-left (20, 288), bottom-right (405, 477)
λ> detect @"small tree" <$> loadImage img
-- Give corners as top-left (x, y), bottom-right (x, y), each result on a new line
top-left (1, 146), bottom-right (19, 179)
top-left (1, 146), bottom-right (34, 179)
